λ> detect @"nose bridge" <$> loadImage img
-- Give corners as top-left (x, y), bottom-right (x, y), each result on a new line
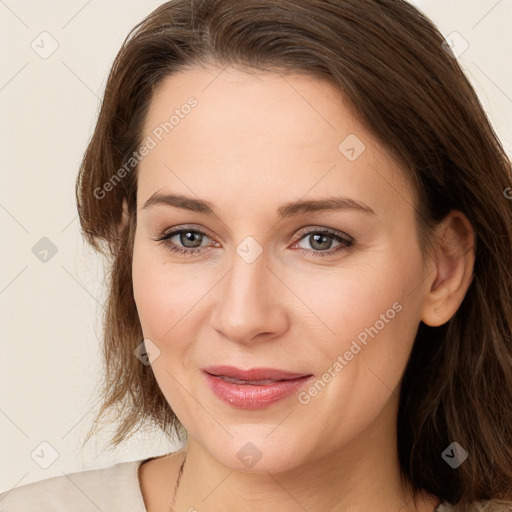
top-left (211, 238), bottom-right (286, 342)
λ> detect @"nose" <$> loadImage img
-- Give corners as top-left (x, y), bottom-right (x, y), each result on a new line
top-left (209, 245), bottom-right (290, 345)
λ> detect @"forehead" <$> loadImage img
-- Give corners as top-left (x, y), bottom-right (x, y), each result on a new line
top-left (137, 66), bottom-right (414, 219)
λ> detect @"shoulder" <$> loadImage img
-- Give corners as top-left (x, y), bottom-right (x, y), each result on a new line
top-left (0, 459), bottom-right (147, 512)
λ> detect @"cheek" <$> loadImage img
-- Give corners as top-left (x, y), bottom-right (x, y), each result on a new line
top-left (131, 242), bottom-right (199, 406)
top-left (295, 249), bottom-right (424, 426)
top-left (132, 237), bottom-right (178, 339)
top-left (295, 245), bottom-right (421, 371)
top-left (289, 256), bottom-right (419, 355)
top-left (131, 237), bottom-right (214, 344)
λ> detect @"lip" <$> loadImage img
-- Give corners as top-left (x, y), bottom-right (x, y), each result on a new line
top-left (202, 366), bottom-right (314, 409)
top-left (202, 365), bottom-right (311, 381)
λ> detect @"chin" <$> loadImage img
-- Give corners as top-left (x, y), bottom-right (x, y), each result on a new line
top-left (196, 428), bottom-right (314, 474)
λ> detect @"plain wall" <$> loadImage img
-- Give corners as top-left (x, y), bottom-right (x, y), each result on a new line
top-left (1, 0), bottom-right (511, 493)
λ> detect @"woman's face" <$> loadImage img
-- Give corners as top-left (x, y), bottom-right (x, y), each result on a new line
top-left (132, 66), bottom-right (431, 472)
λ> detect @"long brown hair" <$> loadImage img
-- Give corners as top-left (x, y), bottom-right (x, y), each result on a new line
top-left (76, 1), bottom-right (512, 509)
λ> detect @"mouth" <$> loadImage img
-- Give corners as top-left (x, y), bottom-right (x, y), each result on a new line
top-left (202, 365), bottom-right (312, 383)
top-left (211, 375), bottom-right (292, 385)
top-left (201, 365), bottom-right (314, 409)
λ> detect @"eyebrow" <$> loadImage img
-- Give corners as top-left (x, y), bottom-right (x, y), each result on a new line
top-left (142, 192), bottom-right (376, 217)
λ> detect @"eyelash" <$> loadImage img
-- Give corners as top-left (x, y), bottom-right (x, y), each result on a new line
top-left (154, 225), bottom-right (354, 258)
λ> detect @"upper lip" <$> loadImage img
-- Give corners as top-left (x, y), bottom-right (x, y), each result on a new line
top-left (202, 365), bottom-right (312, 381)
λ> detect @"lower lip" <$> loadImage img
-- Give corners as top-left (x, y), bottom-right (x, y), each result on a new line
top-left (203, 372), bottom-right (313, 409)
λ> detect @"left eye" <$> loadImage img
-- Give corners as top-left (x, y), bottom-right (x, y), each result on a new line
top-left (291, 228), bottom-right (354, 257)
top-left (155, 226), bottom-right (354, 258)
top-left (294, 231), bottom-right (351, 253)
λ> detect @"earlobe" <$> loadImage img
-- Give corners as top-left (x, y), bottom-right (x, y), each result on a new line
top-left (420, 211), bottom-right (475, 327)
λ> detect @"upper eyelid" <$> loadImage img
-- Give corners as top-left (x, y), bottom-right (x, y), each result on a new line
top-left (294, 226), bottom-right (352, 241)
top-left (159, 224), bottom-right (216, 241)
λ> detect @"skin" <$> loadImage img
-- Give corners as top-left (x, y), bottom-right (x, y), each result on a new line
top-left (130, 65), bottom-right (475, 512)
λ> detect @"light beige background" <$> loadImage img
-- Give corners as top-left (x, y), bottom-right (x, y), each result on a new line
top-left (1, 0), bottom-right (511, 493)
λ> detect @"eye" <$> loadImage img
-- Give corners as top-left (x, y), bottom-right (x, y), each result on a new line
top-left (291, 227), bottom-right (354, 258)
top-left (154, 225), bottom-right (354, 258)
top-left (154, 226), bottom-right (218, 256)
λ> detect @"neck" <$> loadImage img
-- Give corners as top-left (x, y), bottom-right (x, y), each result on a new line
top-left (172, 427), bottom-right (437, 512)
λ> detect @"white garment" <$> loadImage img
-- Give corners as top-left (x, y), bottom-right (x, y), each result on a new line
top-left (0, 457), bottom-right (459, 511)
top-left (0, 459), bottom-right (147, 511)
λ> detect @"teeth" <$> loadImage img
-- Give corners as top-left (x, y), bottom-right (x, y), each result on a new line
top-left (218, 375), bottom-right (281, 385)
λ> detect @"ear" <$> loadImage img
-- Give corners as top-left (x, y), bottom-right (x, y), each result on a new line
top-left (421, 210), bottom-right (475, 327)
top-left (117, 197), bottom-right (130, 236)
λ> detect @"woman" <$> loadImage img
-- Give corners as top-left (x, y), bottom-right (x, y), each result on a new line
top-left (1, 0), bottom-right (511, 511)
